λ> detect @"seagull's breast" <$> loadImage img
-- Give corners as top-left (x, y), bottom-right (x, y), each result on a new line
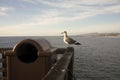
top-left (63, 38), bottom-right (69, 45)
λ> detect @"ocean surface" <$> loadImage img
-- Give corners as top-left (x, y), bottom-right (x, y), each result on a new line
top-left (0, 36), bottom-right (120, 80)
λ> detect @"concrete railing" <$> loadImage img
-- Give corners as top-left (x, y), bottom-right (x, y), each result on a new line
top-left (0, 38), bottom-right (74, 80)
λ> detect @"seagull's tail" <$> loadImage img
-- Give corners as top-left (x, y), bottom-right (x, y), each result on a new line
top-left (75, 42), bottom-right (81, 45)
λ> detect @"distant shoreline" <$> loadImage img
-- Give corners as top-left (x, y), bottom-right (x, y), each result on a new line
top-left (80, 33), bottom-right (120, 37)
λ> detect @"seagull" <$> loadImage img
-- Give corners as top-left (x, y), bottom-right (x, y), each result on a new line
top-left (61, 31), bottom-right (81, 45)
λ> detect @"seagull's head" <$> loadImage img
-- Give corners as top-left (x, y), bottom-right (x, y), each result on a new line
top-left (61, 31), bottom-right (67, 34)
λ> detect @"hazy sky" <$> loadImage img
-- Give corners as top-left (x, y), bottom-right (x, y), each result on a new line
top-left (0, 0), bottom-right (120, 36)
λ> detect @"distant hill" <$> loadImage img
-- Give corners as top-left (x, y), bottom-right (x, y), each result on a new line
top-left (80, 33), bottom-right (120, 37)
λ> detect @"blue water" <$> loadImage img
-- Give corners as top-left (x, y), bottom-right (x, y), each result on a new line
top-left (0, 36), bottom-right (120, 80)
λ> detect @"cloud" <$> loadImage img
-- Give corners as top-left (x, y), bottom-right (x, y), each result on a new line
top-left (0, 7), bottom-right (8, 16)
top-left (0, 6), bottom-right (13, 16)
top-left (21, 0), bottom-right (120, 21)
top-left (104, 4), bottom-right (120, 13)
top-left (1, 1), bottom-right (120, 28)
top-left (1, 0), bottom-right (120, 36)
top-left (22, 0), bottom-right (119, 8)
top-left (23, 0), bottom-right (120, 12)
top-left (1, 0), bottom-right (120, 26)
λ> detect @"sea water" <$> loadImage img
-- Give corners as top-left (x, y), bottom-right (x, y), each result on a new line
top-left (0, 36), bottom-right (120, 80)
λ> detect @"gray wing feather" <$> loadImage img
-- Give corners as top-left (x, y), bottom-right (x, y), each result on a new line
top-left (65, 37), bottom-right (76, 44)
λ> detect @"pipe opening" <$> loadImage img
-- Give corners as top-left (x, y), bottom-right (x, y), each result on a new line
top-left (15, 43), bottom-right (38, 63)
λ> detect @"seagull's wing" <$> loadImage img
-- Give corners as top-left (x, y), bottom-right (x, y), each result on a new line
top-left (65, 37), bottom-right (76, 44)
